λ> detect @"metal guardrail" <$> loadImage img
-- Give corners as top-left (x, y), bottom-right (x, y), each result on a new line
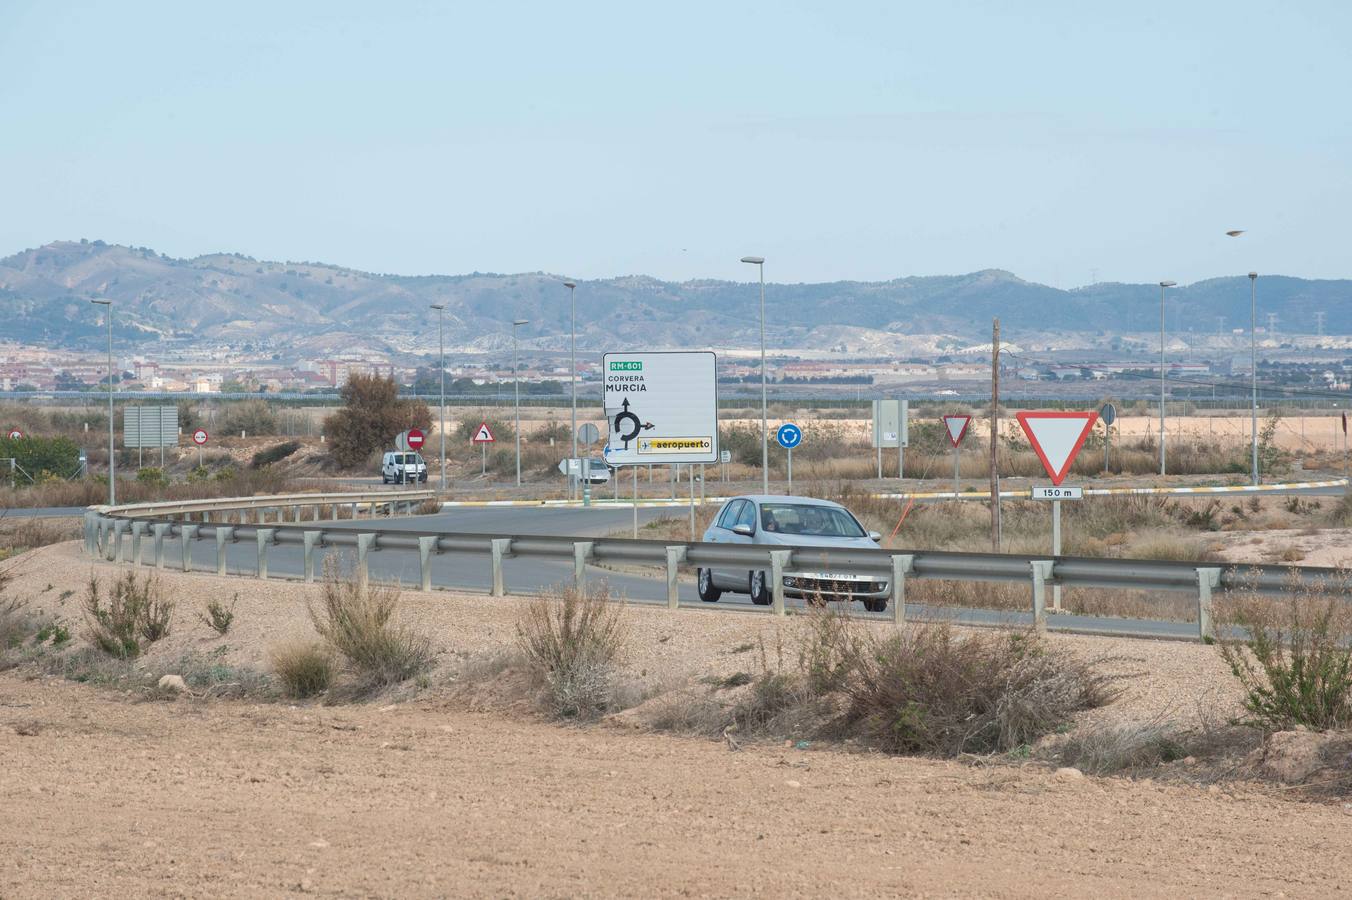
top-left (96, 489), bottom-right (435, 522)
top-left (87, 492), bottom-right (1352, 643)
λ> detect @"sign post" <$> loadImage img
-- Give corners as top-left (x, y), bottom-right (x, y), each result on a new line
top-left (471, 421), bottom-right (496, 477)
top-left (942, 414), bottom-right (971, 496)
top-left (577, 422), bottom-right (601, 508)
top-left (192, 428), bottom-right (209, 468)
top-left (1017, 411), bottom-right (1099, 612)
top-left (1099, 403), bottom-right (1117, 473)
top-left (603, 351), bottom-right (718, 531)
top-left (776, 423), bottom-right (802, 494)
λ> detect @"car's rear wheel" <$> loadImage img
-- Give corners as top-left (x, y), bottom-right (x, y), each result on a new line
top-left (697, 568), bottom-right (721, 602)
top-left (749, 570), bottom-right (771, 606)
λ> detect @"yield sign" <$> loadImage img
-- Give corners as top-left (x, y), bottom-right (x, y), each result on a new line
top-left (942, 415), bottom-right (971, 448)
top-left (471, 422), bottom-right (496, 443)
top-left (1016, 411), bottom-right (1099, 486)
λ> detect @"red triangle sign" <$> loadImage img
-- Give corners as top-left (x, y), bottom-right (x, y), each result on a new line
top-left (1016, 411), bottom-right (1098, 486)
top-left (942, 415), bottom-right (971, 448)
top-left (472, 422), bottom-right (496, 443)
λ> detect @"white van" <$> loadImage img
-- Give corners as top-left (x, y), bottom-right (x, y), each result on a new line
top-left (381, 451), bottom-right (428, 484)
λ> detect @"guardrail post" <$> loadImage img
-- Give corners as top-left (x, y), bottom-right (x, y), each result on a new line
top-left (356, 533), bottom-right (376, 586)
top-left (152, 523), bottom-right (168, 569)
top-left (1196, 567), bottom-right (1221, 642)
top-left (83, 512), bottom-right (95, 557)
top-left (417, 536), bottom-right (438, 592)
top-left (573, 541), bottom-right (595, 589)
top-left (180, 524), bottom-right (198, 572)
top-left (131, 521), bottom-right (147, 566)
top-left (312, 504), bottom-right (321, 522)
top-left (256, 529), bottom-right (275, 579)
top-left (302, 530), bottom-right (323, 582)
top-left (890, 554), bottom-right (915, 626)
top-left (291, 506), bottom-right (301, 523)
top-left (1030, 561), bottom-right (1054, 632)
top-left (664, 546), bottom-right (686, 609)
top-left (215, 526), bottom-right (235, 575)
top-left (349, 502), bottom-right (358, 520)
top-left (111, 520), bottom-right (128, 563)
top-left (490, 538), bottom-right (512, 597)
top-left (769, 550), bottom-right (791, 617)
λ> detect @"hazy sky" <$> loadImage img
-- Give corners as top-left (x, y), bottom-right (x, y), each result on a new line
top-left (2, 1), bottom-right (1349, 288)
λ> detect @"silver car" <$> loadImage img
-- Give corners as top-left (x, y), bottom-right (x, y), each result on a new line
top-left (697, 495), bottom-right (889, 612)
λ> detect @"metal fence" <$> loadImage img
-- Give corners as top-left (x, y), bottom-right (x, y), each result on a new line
top-left (87, 491), bottom-right (1352, 643)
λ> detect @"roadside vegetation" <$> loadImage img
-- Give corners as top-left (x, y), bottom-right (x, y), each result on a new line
top-left (516, 583), bottom-right (629, 719)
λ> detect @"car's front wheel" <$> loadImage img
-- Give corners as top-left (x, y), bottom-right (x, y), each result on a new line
top-left (861, 597), bottom-right (888, 613)
top-left (697, 568), bottom-right (721, 602)
top-left (749, 570), bottom-right (771, 606)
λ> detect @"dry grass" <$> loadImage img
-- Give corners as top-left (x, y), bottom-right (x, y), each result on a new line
top-left (308, 561), bottom-right (434, 690)
top-left (1057, 719), bottom-right (1191, 774)
top-left (516, 582), bottom-right (628, 719)
top-left (0, 517), bottom-right (77, 561)
top-left (82, 571), bottom-right (174, 658)
top-left (270, 641), bottom-right (336, 698)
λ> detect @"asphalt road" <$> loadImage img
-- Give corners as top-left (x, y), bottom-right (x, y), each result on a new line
top-left (112, 504), bottom-right (1208, 641)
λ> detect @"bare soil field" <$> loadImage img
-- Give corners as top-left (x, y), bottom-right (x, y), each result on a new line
top-left (4, 542), bottom-right (1352, 897)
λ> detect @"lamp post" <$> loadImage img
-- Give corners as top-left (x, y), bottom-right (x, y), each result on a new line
top-left (564, 280), bottom-right (577, 500)
top-left (1249, 271), bottom-right (1259, 484)
top-left (512, 319), bottom-right (529, 487)
top-left (740, 256), bottom-right (768, 494)
top-left (90, 299), bottom-right (114, 505)
top-left (430, 303), bottom-right (447, 492)
top-left (1158, 280), bottom-right (1176, 476)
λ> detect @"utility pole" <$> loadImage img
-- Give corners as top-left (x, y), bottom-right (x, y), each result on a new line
top-left (990, 318), bottom-right (1001, 551)
top-left (1315, 311), bottom-right (1326, 337)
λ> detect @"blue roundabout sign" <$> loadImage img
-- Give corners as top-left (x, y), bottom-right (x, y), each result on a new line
top-left (776, 423), bottom-right (803, 450)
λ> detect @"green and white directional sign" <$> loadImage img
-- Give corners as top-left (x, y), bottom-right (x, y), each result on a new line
top-left (602, 351), bottom-right (718, 466)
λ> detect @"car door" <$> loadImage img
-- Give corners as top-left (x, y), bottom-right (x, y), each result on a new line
top-left (713, 497), bottom-right (757, 589)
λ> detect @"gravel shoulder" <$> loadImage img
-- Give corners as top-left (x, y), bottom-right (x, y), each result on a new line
top-left (6, 541), bottom-right (1347, 897)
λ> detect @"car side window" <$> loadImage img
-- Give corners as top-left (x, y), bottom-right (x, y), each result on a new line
top-left (717, 500), bottom-right (744, 530)
top-left (734, 501), bottom-right (757, 532)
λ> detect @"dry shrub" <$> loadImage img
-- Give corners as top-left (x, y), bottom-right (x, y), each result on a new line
top-left (270, 641), bottom-right (336, 698)
top-left (198, 595), bottom-right (237, 635)
top-left (0, 517), bottom-right (77, 559)
top-left (1217, 589), bottom-right (1352, 731)
top-left (309, 562), bottom-right (433, 689)
top-left (1058, 719), bottom-right (1190, 774)
top-left (0, 596), bottom-right (34, 651)
top-left (803, 610), bottom-right (1112, 755)
top-left (516, 582), bottom-right (626, 719)
top-left (82, 571), bottom-right (174, 658)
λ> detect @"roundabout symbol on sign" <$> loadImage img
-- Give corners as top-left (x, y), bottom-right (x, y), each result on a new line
top-left (611, 398), bottom-right (653, 450)
top-left (775, 423), bottom-right (802, 450)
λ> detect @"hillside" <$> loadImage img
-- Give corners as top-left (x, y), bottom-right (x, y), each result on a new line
top-left (2, 240), bottom-right (1349, 357)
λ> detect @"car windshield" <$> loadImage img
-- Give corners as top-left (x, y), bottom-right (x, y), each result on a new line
top-left (759, 503), bottom-right (865, 538)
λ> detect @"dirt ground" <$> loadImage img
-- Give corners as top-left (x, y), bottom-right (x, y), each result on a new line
top-left (4, 542), bottom-right (1352, 897)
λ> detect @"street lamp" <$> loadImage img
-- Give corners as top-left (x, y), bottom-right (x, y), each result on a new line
top-left (1157, 280), bottom-right (1176, 476)
top-left (564, 280), bottom-right (578, 500)
top-left (1249, 271), bottom-right (1259, 484)
top-left (430, 304), bottom-right (447, 492)
top-left (740, 256), bottom-right (768, 494)
top-left (512, 318), bottom-right (529, 487)
top-left (90, 299), bottom-right (114, 505)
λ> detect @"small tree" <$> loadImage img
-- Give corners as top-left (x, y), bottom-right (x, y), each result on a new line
top-left (325, 374), bottom-right (431, 469)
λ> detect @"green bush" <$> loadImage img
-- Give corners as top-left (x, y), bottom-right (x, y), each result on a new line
top-left (82, 572), bottom-right (175, 658)
top-left (222, 399), bottom-right (278, 436)
top-left (136, 467), bottom-right (169, 486)
top-left (1217, 591), bottom-right (1352, 730)
top-left (0, 434), bottom-right (80, 481)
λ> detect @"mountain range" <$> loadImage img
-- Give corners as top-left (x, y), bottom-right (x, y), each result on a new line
top-left (3, 240), bottom-right (1349, 359)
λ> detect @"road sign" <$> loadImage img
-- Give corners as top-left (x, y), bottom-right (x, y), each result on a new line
top-left (192, 429), bottom-right (209, 446)
top-left (872, 400), bottom-right (909, 448)
top-left (6, 430), bottom-right (21, 440)
top-left (123, 406), bottom-right (178, 448)
top-left (602, 351), bottom-right (717, 466)
top-left (1016, 411), bottom-right (1099, 486)
top-left (471, 422), bottom-right (495, 443)
top-left (720, 449), bottom-right (731, 464)
top-left (942, 414), bottom-right (971, 448)
top-left (577, 422), bottom-right (601, 445)
top-left (405, 428), bottom-right (426, 450)
top-left (776, 423), bottom-right (802, 450)
top-left (1099, 403), bottom-right (1117, 426)
top-left (1031, 486), bottom-right (1084, 500)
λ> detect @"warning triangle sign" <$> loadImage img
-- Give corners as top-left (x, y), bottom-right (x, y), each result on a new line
top-left (1016, 411), bottom-right (1098, 486)
top-left (471, 422), bottom-right (496, 443)
top-left (942, 415), bottom-right (971, 448)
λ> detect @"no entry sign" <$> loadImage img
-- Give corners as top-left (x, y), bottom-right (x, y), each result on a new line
top-left (406, 428), bottom-right (426, 450)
